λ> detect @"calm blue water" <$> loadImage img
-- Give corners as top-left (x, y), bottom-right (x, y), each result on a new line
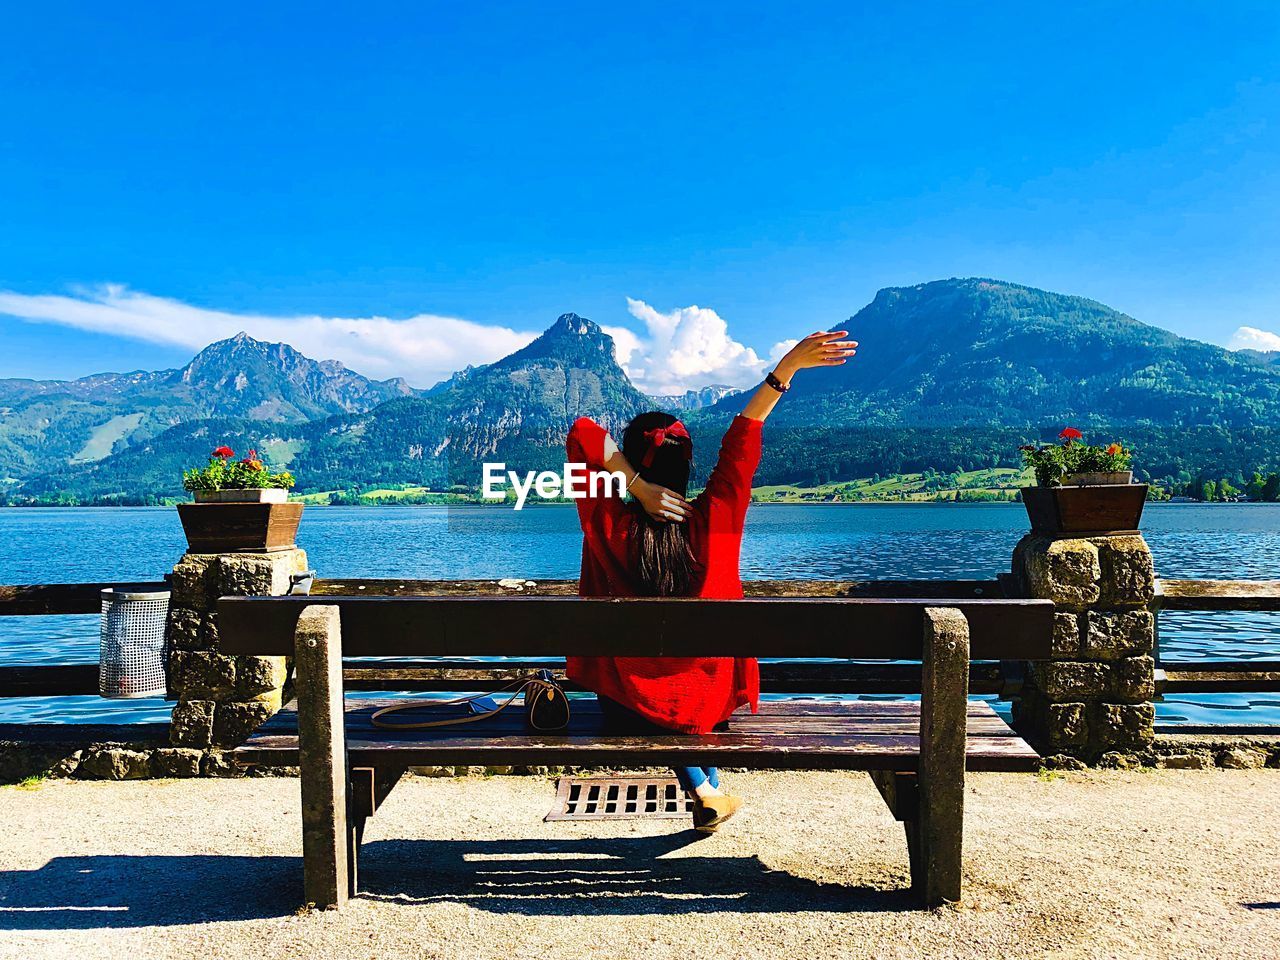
top-left (0, 503), bottom-right (1277, 726)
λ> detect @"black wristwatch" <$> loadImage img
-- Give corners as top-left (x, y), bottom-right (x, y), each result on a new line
top-left (765, 370), bottom-right (790, 393)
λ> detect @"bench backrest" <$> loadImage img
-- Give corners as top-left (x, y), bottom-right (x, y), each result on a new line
top-left (217, 595), bottom-right (1054, 660)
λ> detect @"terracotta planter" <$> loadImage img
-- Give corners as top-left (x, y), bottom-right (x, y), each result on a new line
top-left (1062, 470), bottom-right (1133, 487)
top-left (194, 488), bottom-right (289, 503)
top-left (177, 502), bottom-right (304, 553)
top-left (1021, 484), bottom-right (1147, 535)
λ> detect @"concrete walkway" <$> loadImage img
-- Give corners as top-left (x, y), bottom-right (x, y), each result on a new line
top-left (0, 770), bottom-right (1277, 960)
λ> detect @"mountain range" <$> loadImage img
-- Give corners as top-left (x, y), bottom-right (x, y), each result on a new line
top-left (0, 332), bottom-right (411, 481)
top-left (9, 278), bottom-right (1280, 503)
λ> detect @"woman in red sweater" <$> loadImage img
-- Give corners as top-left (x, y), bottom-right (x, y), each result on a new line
top-left (565, 329), bottom-right (857, 831)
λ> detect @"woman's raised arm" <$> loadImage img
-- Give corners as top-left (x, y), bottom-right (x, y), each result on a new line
top-left (739, 330), bottom-right (857, 422)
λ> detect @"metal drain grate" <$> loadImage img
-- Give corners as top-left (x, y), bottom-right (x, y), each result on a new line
top-left (544, 776), bottom-right (695, 821)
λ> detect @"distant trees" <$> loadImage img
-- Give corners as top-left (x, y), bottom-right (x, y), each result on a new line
top-left (1168, 471), bottom-right (1278, 502)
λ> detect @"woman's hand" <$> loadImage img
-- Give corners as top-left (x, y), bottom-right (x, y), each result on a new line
top-left (630, 477), bottom-right (692, 523)
top-left (739, 329), bottom-right (857, 423)
top-left (773, 330), bottom-right (858, 383)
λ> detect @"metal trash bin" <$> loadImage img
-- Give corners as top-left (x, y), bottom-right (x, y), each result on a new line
top-left (99, 586), bottom-right (170, 699)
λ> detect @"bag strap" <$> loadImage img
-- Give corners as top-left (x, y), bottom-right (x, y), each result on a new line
top-left (369, 673), bottom-right (561, 731)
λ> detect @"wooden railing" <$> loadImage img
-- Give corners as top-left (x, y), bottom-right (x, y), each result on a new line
top-left (1153, 579), bottom-right (1280, 693)
top-left (0, 582), bottom-right (167, 699)
top-left (2, 578), bottom-right (1279, 702)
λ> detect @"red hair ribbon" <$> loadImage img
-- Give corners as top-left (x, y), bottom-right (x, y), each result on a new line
top-left (640, 421), bottom-right (692, 468)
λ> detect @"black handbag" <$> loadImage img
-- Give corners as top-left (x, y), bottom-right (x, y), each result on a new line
top-left (369, 669), bottom-right (570, 732)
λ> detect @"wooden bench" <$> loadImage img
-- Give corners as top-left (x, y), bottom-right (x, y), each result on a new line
top-left (219, 595), bottom-right (1053, 910)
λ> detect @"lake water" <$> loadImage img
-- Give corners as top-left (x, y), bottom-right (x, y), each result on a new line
top-left (1, 503), bottom-right (1277, 727)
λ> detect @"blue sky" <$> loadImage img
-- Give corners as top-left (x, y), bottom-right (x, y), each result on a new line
top-left (1, 2), bottom-right (1278, 389)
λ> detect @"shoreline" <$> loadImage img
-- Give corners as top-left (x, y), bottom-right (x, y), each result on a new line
top-left (1, 499), bottom-right (1266, 510)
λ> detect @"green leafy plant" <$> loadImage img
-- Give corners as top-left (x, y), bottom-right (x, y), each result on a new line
top-left (1020, 428), bottom-right (1133, 487)
top-left (182, 446), bottom-right (296, 492)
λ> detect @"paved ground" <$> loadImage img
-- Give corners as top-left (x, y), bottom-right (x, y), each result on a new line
top-left (0, 770), bottom-right (1277, 960)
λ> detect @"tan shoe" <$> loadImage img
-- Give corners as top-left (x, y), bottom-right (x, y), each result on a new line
top-left (693, 793), bottom-right (743, 833)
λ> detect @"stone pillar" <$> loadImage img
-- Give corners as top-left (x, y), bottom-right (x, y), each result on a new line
top-left (165, 549), bottom-right (308, 774)
top-left (1011, 533), bottom-right (1156, 763)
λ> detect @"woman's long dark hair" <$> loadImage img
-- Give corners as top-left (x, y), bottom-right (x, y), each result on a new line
top-left (622, 411), bottom-right (701, 597)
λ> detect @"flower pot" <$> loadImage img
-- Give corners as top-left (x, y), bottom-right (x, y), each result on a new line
top-left (1062, 470), bottom-right (1133, 487)
top-left (177, 502), bottom-right (304, 553)
top-left (194, 488), bottom-right (289, 503)
top-left (1021, 484), bottom-right (1147, 535)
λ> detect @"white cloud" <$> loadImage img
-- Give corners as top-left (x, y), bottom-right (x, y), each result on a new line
top-left (613, 298), bottom-right (777, 395)
top-left (1228, 325), bottom-right (1280, 353)
top-left (0, 285), bottom-right (538, 387)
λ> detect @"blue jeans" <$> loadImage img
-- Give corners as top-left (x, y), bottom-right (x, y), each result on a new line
top-left (596, 695), bottom-right (721, 793)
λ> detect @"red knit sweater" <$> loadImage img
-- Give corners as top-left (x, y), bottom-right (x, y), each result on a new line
top-left (564, 415), bottom-right (763, 734)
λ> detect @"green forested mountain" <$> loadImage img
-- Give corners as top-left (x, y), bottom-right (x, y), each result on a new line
top-left (715, 278), bottom-right (1280, 430)
top-left (0, 332), bottom-right (411, 481)
top-left (12, 283), bottom-right (1280, 503)
top-left (1240, 349), bottom-right (1280, 369)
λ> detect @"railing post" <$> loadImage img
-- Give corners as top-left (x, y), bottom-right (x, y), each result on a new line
top-left (166, 548), bottom-right (309, 772)
top-left (293, 604), bottom-right (349, 910)
top-left (915, 606), bottom-right (969, 906)
top-left (1011, 534), bottom-right (1156, 763)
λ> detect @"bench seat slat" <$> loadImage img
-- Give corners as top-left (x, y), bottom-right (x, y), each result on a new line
top-left (235, 699), bottom-right (1040, 772)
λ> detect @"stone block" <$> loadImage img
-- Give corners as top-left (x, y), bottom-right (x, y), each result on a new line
top-left (203, 750), bottom-right (247, 778)
top-left (1013, 694), bottom-right (1088, 752)
top-left (151, 747), bottom-right (204, 778)
top-left (1082, 610), bottom-right (1155, 660)
top-left (217, 549), bottom-right (307, 598)
top-left (1218, 747), bottom-right (1268, 769)
top-left (241, 686), bottom-right (285, 712)
top-left (1110, 656), bottom-right (1156, 702)
top-left (1051, 612), bottom-right (1082, 657)
top-left (200, 613), bottom-right (221, 649)
top-left (409, 766), bottom-right (456, 778)
top-left (234, 655), bottom-right (288, 698)
top-left (169, 651), bottom-right (236, 699)
top-left (171, 554), bottom-right (219, 611)
top-left (1092, 702), bottom-right (1154, 750)
top-left (1094, 535), bottom-right (1156, 607)
top-left (1096, 751), bottom-right (1142, 770)
top-left (212, 701), bottom-right (276, 746)
top-left (1014, 535), bottom-right (1101, 609)
top-left (1041, 754), bottom-right (1087, 771)
top-left (1159, 753), bottom-right (1213, 770)
top-left (1045, 702), bottom-right (1089, 748)
top-left (170, 700), bottom-right (215, 747)
top-left (47, 750), bottom-right (84, 779)
top-left (166, 607), bottom-right (206, 651)
top-left (78, 748), bottom-right (152, 780)
top-left (1030, 661), bottom-right (1109, 701)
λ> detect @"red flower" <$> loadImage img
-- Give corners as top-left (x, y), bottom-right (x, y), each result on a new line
top-left (1059, 427), bottom-right (1083, 441)
top-left (241, 449), bottom-right (263, 470)
top-left (212, 446), bottom-right (234, 458)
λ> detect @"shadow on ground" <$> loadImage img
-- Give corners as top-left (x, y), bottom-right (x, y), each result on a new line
top-left (0, 854), bottom-right (298, 929)
top-left (358, 832), bottom-right (910, 915)
top-left (0, 832), bottom-right (911, 929)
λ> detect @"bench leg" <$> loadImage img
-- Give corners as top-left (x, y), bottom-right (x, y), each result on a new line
top-left (347, 819), bottom-right (364, 900)
top-left (294, 605), bottom-right (350, 910)
top-left (915, 606), bottom-right (970, 906)
top-left (347, 766), bottom-right (406, 899)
